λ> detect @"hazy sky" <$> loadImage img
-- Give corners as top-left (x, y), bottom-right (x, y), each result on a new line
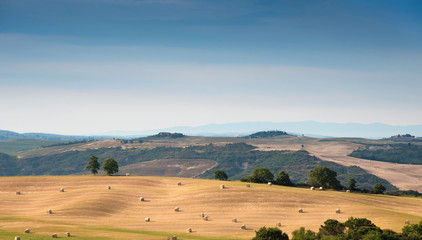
top-left (1, 0), bottom-right (421, 135)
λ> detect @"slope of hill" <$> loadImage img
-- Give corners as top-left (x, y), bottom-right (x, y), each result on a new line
top-left (349, 144), bottom-right (422, 164)
top-left (0, 130), bottom-right (96, 142)
top-left (0, 176), bottom-right (420, 240)
top-left (0, 142), bottom-right (397, 191)
top-left (0, 139), bottom-right (60, 155)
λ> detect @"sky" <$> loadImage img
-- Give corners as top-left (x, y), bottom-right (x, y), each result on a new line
top-left (1, 0), bottom-right (421, 135)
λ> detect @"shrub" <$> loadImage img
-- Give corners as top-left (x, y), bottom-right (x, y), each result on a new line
top-left (253, 227), bottom-right (289, 240)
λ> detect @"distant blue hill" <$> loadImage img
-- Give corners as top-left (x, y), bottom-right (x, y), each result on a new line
top-left (102, 121), bottom-right (422, 139)
top-left (0, 130), bottom-right (101, 142)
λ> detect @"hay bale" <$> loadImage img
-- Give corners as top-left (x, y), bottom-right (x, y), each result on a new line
top-left (268, 182), bottom-right (272, 186)
top-left (319, 187), bottom-right (324, 190)
top-left (52, 233), bottom-right (57, 238)
top-left (336, 209), bottom-right (341, 213)
top-left (298, 208), bottom-right (303, 213)
top-left (174, 207), bottom-right (180, 212)
top-left (220, 184), bottom-right (225, 189)
top-left (405, 220), bottom-right (410, 225)
top-left (346, 190), bottom-right (350, 193)
top-left (246, 184), bottom-right (250, 188)
top-left (24, 229), bottom-right (30, 233)
top-left (232, 218), bottom-right (237, 223)
top-left (47, 209), bottom-right (52, 214)
top-left (145, 217), bottom-right (150, 222)
top-left (276, 222), bottom-right (281, 227)
top-left (60, 188), bottom-right (64, 192)
top-left (126, 173), bottom-right (130, 176)
top-left (200, 213), bottom-right (205, 218)
top-left (310, 186), bottom-right (315, 190)
top-left (171, 236), bottom-right (177, 240)
top-left (66, 232), bottom-right (71, 237)
top-left (241, 224), bottom-right (246, 229)
top-left (186, 228), bottom-right (192, 233)
top-left (139, 197), bottom-right (144, 201)
top-left (204, 216), bottom-right (208, 221)
top-left (177, 182), bottom-right (182, 186)
top-left (107, 185), bottom-right (111, 190)
top-left (16, 191), bottom-right (21, 195)
top-left (15, 237), bottom-right (20, 240)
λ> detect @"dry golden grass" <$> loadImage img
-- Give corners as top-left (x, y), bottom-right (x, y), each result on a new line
top-left (1, 176), bottom-right (421, 240)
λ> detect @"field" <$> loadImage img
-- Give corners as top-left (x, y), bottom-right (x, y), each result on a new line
top-left (1, 176), bottom-right (421, 240)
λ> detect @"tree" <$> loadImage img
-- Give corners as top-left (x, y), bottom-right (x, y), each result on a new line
top-left (344, 217), bottom-right (381, 239)
top-left (319, 219), bottom-right (345, 236)
top-left (348, 178), bottom-right (357, 191)
top-left (402, 220), bottom-right (422, 240)
top-left (372, 183), bottom-right (386, 194)
top-left (214, 170), bottom-right (228, 180)
top-left (102, 158), bottom-right (119, 175)
top-left (85, 155), bottom-right (100, 175)
top-left (248, 168), bottom-right (274, 183)
top-left (275, 171), bottom-right (293, 186)
top-left (252, 227), bottom-right (289, 240)
top-left (308, 167), bottom-right (341, 190)
top-left (292, 227), bottom-right (317, 240)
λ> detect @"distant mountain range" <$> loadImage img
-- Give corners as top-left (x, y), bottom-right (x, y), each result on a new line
top-left (2, 121), bottom-right (422, 141)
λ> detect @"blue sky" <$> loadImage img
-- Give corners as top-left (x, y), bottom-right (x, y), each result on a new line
top-left (1, 0), bottom-right (421, 134)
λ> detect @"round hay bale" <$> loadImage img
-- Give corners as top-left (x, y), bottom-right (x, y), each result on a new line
top-left (268, 182), bottom-right (272, 186)
top-left (220, 184), bottom-right (225, 189)
top-left (24, 229), bottom-right (30, 233)
top-left (177, 182), bottom-right (182, 186)
top-left (241, 224), bottom-right (246, 229)
top-left (346, 190), bottom-right (351, 193)
top-left (126, 173), bottom-right (130, 176)
top-left (174, 207), bottom-right (180, 212)
top-left (405, 220), bottom-right (410, 225)
top-left (246, 184), bottom-right (250, 188)
top-left (16, 191), bottom-right (21, 195)
top-left (186, 228), bottom-right (192, 233)
top-left (107, 185), bottom-right (111, 190)
top-left (204, 216), bottom-right (208, 221)
top-left (319, 187), bottom-right (324, 190)
top-left (200, 213), bottom-right (205, 218)
top-left (336, 209), bottom-right (341, 213)
top-left (60, 188), bottom-right (64, 192)
top-left (15, 237), bottom-right (20, 240)
top-left (277, 222), bottom-right (281, 227)
top-left (66, 232), bottom-right (71, 237)
top-left (47, 209), bottom-right (52, 214)
top-left (172, 236), bottom-right (177, 240)
top-left (145, 217), bottom-right (150, 222)
top-left (310, 186), bottom-right (315, 190)
top-left (232, 218), bottom-right (237, 223)
top-left (298, 208), bottom-right (303, 213)
top-left (139, 197), bottom-right (144, 201)
top-left (52, 233), bottom-right (57, 238)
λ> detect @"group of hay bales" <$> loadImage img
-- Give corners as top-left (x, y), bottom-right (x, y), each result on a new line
top-left (18, 230), bottom-right (70, 239)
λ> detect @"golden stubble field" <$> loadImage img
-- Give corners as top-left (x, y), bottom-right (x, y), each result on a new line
top-left (1, 176), bottom-right (421, 240)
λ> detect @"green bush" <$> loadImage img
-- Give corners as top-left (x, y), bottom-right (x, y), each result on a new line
top-left (252, 226), bottom-right (289, 240)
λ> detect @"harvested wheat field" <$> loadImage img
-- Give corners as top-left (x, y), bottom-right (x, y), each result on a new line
top-left (1, 176), bottom-right (421, 240)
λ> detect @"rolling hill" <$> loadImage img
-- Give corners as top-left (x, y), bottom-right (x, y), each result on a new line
top-left (0, 176), bottom-right (421, 240)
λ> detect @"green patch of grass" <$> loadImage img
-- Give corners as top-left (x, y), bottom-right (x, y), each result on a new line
top-left (84, 226), bottom-right (241, 240)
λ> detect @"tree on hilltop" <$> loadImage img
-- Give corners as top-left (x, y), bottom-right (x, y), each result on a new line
top-left (85, 155), bottom-right (100, 175)
top-left (103, 158), bottom-right (119, 176)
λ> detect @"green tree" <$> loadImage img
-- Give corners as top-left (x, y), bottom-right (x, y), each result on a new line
top-left (275, 170), bottom-right (293, 186)
top-left (372, 183), bottom-right (386, 194)
top-left (85, 155), bottom-right (100, 175)
top-left (348, 178), bottom-right (357, 191)
top-left (402, 220), bottom-right (422, 240)
top-left (308, 166), bottom-right (341, 190)
top-left (319, 219), bottom-right (345, 237)
top-left (344, 217), bottom-right (381, 239)
top-left (292, 227), bottom-right (317, 240)
top-left (252, 226), bottom-right (289, 240)
top-left (248, 168), bottom-right (274, 183)
top-left (102, 158), bottom-right (119, 176)
top-left (214, 170), bottom-right (228, 180)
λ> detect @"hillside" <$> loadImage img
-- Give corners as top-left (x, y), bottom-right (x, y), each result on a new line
top-left (0, 142), bottom-right (396, 191)
top-left (349, 144), bottom-right (422, 164)
top-left (0, 176), bottom-right (420, 240)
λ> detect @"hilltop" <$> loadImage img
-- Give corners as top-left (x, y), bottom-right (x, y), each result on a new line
top-left (0, 176), bottom-right (421, 240)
